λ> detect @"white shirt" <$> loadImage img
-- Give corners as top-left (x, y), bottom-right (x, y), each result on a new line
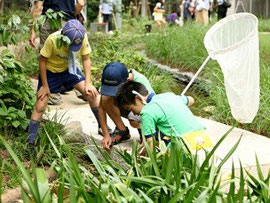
top-left (100, 0), bottom-right (114, 14)
top-left (196, 0), bottom-right (210, 10)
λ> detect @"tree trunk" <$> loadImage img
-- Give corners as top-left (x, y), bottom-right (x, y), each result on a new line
top-left (0, 0), bottom-right (4, 14)
top-left (141, 0), bottom-right (147, 18)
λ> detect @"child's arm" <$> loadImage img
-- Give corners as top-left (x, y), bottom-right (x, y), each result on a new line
top-left (29, 1), bottom-right (43, 48)
top-left (186, 96), bottom-right (194, 106)
top-left (99, 99), bottom-right (112, 150)
top-left (82, 55), bottom-right (98, 97)
top-left (75, 0), bottom-right (85, 16)
top-left (38, 56), bottom-right (50, 101)
top-left (139, 137), bottom-right (154, 156)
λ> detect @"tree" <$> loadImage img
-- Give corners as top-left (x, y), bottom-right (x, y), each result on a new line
top-left (0, 0), bottom-right (4, 14)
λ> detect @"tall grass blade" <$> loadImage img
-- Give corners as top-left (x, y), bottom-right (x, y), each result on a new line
top-left (85, 149), bottom-right (106, 181)
top-left (0, 136), bottom-right (41, 201)
top-left (36, 168), bottom-right (51, 203)
top-left (200, 127), bottom-right (234, 172)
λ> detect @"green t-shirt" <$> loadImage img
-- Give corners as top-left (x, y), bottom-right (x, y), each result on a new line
top-left (132, 69), bottom-right (155, 93)
top-left (140, 92), bottom-right (204, 138)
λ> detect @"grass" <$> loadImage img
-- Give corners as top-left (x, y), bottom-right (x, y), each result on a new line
top-left (258, 18), bottom-right (270, 32)
top-left (2, 127), bottom-right (270, 201)
top-left (144, 21), bottom-right (270, 136)
top-left (145, 22), bottom-right (210, 72)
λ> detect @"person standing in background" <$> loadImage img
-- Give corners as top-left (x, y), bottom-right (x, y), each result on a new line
top-left (153, 0), bottom-right (166, 28)
top-left (217, 0), bottom-right (228, 20)
top-left (195, 0), bottom-right (210, 26)
top-left (99, 0), bottom-right (114, 33)
top-left (208, 0), bottom-right (214, 22)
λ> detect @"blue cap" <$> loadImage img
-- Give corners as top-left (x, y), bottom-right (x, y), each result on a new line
top-left (101, 62), bottom-right (129, 96)
top-left (61, 19), bottom-right (85, 52)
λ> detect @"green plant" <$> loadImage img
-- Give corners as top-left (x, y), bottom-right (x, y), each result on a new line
top-left (258, 19), bottom-right (270, 32)
top-left (0, 14), bottom-right (29, 46)
top-left (0, 49), bottom-right (35, 135)
top-left (145, 24), bottom-right (209, 72)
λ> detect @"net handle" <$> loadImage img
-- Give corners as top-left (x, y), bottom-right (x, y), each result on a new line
top-left (181, 55), bottom-right (211, 96)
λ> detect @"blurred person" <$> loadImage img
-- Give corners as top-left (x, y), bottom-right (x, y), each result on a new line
top-left (217, 0), bottom-right (228, 20)
top-left (182, 0), bottom-right (192, 22)
top-left (208, 0), bottom-right (214, 22)
top-left (153, 0), bottom-right (166, 28)
top-left (195, 0), bottom-right (210, 26)
top-left (99, 0), bottom-right (114, 33)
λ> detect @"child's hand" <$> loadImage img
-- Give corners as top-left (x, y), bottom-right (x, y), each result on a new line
top-left (38, 86), bottom-right (50, 101)
top-left (85, 84), bottom-right (98, 98)
top-left (102, 136), bottom-right (112, 150)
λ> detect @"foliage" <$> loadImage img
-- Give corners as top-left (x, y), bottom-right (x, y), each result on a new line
top-left (86, 0), bottom-right (100, 25)
top-left (0, 49), bottom-right (35, 135)
top-left (0, 14), bottom-right (29, 46)
top-left (258, 18), bottom-right (270, 32)
top-left (2, 127), bottom-right (270, 201)
top-left (55, 34), bottom-right (71, 49)
top-left (89, 33), bottom-right (177, 93)
top-left (145, 23), bottom-right (209, 72)
top-left (44, 9), bottom-right (66, 30)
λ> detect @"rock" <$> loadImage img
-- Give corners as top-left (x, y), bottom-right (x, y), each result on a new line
top-left (203, 106), bottom-right (216, 113)
top-left (63, 121), bottom-right (85, 143)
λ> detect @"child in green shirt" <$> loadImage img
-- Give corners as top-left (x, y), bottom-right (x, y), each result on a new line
top-left (115, 81), bottom-right (205, 147)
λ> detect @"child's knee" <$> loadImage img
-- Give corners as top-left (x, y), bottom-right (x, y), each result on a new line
top-left (34, 101), bottom-right (47, 114)
top-left (89, 95), bottom-right (100, 107)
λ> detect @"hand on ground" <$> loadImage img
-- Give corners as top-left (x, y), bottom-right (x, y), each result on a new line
top-left (102, 136), bottom-right (112, 150)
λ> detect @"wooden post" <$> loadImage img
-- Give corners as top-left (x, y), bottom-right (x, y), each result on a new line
top-left (0, 0), bottom-right (4, 14)
top-left (266, 0), bottom-right (269, 18)
top-left (141, 0), bottom-right (147, 18)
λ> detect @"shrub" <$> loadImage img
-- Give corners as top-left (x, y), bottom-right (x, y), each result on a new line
top-left (0, 49), bottom-right (35, 135)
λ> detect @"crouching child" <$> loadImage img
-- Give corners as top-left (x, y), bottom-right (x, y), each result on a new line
top-left (115, 81), bottom-right (205, 151)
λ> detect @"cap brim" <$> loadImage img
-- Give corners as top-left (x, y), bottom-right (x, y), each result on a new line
top-left (101, 84), bottom-right (119, 96)
top-left (69, 42), bottom-right (82, 52)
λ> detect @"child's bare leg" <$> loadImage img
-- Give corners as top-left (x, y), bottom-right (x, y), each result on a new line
top-left (31, 95), bottom-right (49, 121)
top-left (28, 95), bottom-right (49, 144)
top-left (74, 81), bottom-right (102, 131)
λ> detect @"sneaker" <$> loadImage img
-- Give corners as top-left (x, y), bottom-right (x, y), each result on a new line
top-left (48, 93), bottom-right (63, 105)
top-left (98, 126), bottom-right (112, 136)
top-left (111, 127), bottom-right (130, 145)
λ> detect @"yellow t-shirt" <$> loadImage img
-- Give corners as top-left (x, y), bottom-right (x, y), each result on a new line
top-left (40, 31), bottom-right (91, 73)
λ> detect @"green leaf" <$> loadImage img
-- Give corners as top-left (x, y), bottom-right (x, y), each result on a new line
top-left (12, 121), bottom-right (20, 128)
top-left (0, 108), bottom-right (8, 116)
top-left (36, 168), bottom-right (52, 203)
top-left (0, 136), bottom-right (41, 201)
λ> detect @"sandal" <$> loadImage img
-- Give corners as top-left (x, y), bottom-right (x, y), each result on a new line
top-left (111, 127), bottom-right (130, 145)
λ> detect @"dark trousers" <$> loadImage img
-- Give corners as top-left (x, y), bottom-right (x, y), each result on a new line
top-left (103, 14), bottom-right (113, 31)
top-left (217, 5), bottom-right (227, 20)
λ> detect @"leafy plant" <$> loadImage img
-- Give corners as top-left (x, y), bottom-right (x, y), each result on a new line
top-left (0, 49), bottom-right (35, 135)
top-left (0, 14), bottom-right (29, 46)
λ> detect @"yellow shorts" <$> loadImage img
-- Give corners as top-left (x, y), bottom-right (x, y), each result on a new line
top-left (181, 130), bottom-right (213, 154)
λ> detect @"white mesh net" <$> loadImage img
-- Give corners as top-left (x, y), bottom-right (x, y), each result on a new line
top-left (204, 13), bottom-right (260, 123)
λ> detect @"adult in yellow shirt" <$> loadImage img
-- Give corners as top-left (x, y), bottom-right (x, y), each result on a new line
top-left (27, 19), bottom-right (99, 154)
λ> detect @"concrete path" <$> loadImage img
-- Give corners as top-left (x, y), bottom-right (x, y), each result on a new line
top-left (44, 88), bottom-right (270, 176)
